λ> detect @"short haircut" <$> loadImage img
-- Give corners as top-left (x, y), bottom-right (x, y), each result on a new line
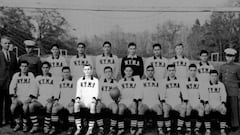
top-left (104, 66), bottom-right (113, 72)
top-left (83, 64), bottom-right (93, 69)
top-left (200, 50), bottom-right (208, 56)
top-left (51, 44), bottom-right (60, 49)
top-left (152, 43), bottom-right (161, 49)
top-left (1, 35), bottom-right (10, 41)
top-left (189, 63), bottom-right (197, 69)
top-left (103, 41), bottom-right (111, 47)
top-left (124, 65), bottom-right (133, 70)
top-left (210, 69), bottom-right (218, 75)
top-left (77, 42), bottom-right (86, 48)
top-left (62, 66), bottom-right (71, 72)
top-left (167, 64), bottom-right (176, 70)
top-left (128, 42), bottom-right (136, 48)
top-left (146, 65), bottom-right (154, 70)
top-left (42, 61), bottom-right (51, 68)
top-left (175, 43), bottom-right (183, 48)
top-left (19, 60), bottom-right (29, 66)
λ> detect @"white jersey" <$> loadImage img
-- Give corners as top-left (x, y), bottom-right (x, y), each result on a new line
top-left (96, 54), bottom-right (119, 79)
top-left (99, 78), bottom-right (118, 105)
top-left (185, 77), bottom-right (204, 108)
top-left (70, 54), bottom-right (93, 79)
top-left (9, 72), bottom-right (37, 101)
top-left (76, 76), bottom-right (99, 107)
top-left (144, 56), bottom-right (168, 80)
top-left (161, 76), bottom-right (187, 107)
top-left (196, 62), bottom-right (214, 82)
top-left (169, 56), bottom-right (190, 79)
top-left (46, 56), bottom-right (67, 79)
top-left (35, 74), bottom-right (59, 105)
top-left (140, 78), bottom-right (161, 108)
top-left (118, 76), bottom-right (141, 106)
top-left (204, 81), bottom-right (227, 108)
top-left (58, 78), bottom-right (77, 107)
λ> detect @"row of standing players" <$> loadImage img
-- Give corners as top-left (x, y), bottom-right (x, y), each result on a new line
top-left (1, 37), bottom-right (240, 135)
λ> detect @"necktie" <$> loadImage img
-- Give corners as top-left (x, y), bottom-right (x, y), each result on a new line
top-left (6, 52), bottom-right (10, 62)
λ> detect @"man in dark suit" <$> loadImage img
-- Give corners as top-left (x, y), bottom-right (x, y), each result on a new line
top-left (0, 36), bottom-right (17, 126)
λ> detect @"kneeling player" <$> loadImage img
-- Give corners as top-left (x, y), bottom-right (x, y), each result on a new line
top-left (74, 64), bottom-right (99, 135)
top-left (140, 65), bottom-right (164, 135)
top-left (9, 60), bottom-right (42, 133)
top-left (185, 64), bottom-right (205, 135)
top-left (97, 66), bottom-right (118, 134)
top-left (117, 65), bottom-right (142, 135)
top-left (203, 70), bottom-right (227, 135)
top-left (35, 61), bottom-right (60, 134)
top-left (161, 64), bottom-right (188, 134)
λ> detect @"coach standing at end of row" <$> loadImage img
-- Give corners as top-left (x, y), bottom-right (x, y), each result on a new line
top-left (0, 36), bottom-right (18, 126)
top-left (220, 48), bottom-right (240, 130)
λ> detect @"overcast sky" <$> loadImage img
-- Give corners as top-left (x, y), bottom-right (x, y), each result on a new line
top-left (1, 0), bottom-right (234, 38)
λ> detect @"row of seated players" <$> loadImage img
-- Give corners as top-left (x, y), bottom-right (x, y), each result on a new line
top-left (9, 60), bottom-right (226, 135)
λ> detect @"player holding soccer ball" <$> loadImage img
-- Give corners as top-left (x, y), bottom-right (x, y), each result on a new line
top-left (96, 66), bottom-right (118, 135)
top-left (117, 65), bottom-right (142, 135)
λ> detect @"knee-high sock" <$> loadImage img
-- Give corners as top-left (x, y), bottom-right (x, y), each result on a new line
top-left (68, 113), bottom-right (75, 127)
top-left (110, 113), bottom-right (117, 129)
top-left (157, 115), bottom-right (164, 129)
top-left (44, 113), bottom-right (51, 129)
top-left (30, 112), bottom-right (39, 128)
top-left (74, 112), bottom-right (82, 130)
top-left (51, 112), bottom-right (59, 128)
top-left (130, 114), bottom-right (137, 129)
top-left (118, 115), bottom-right (124, 130)
top-left (96, 113), bottom-right (104, 129)
top-left (137, 115), bottom-right (144, 129)
top-left (204, 113), bottom-right (211, 130)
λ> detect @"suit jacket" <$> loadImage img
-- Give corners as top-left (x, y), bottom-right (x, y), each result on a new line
top-left (0, 50), bottom-right (17, 93)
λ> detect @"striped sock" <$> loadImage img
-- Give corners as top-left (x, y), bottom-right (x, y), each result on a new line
top-left (68, 114), bottom-right (75, 127)
top-left (177, 116), bottom-right (185, 129)
top-left (110, 114), bottom-right (117, 129)
top-left (204, 113), bottom-right (211, 130)
top-left (88, 113), bottom-right (95, 132)
top-left (137, 115), bottom-right (144, 129)
top-left (195, 116), bottom-right (203, 130)
top-left (74, 112), bottom-right (82, 129)
top-left (157, 115), bottom-right (164, 129)
top-left (130, 114), bottom-right (137, 129)
top-left (51, 113), bottom-right (59, 128)
top-left (96, 113), bottom-right (104, 128)
top-left (30, 113), bottom-right (39, 127)
top-left (118, 115), bottom-right (124, 130)
top-left (164, 117), bottom-right (171, 129)
top-left (44, 113), bottom-right (51, 129)
top-left (185, 116), bottom-right (191, 130)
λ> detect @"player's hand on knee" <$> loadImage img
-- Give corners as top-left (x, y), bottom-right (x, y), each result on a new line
top-left (204, 101), bottom-right (211, 113)
top-left (47, 96), bottom-right (54, 103)
top-left (24, 97), bottom-right (32, 104)
top-left (75, 97), bottom-right (81, 103)
top-left (220, 102), bottom-right (227, 114)
top-left (92, 97), bottom-right (97, 104)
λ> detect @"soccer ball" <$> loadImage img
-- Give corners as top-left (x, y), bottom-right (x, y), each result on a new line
top-left (110, 87), bottom-right (120, 101)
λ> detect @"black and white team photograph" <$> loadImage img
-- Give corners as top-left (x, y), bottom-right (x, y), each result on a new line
top-left (1, 0), bottom-right (240, 135)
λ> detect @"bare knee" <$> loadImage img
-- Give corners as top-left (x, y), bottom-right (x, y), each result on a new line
top-left (118, 104), bottom-right (126, 115)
